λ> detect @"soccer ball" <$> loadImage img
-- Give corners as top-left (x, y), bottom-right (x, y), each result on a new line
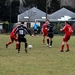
top-left (28, 45), bottom-right (32, 49)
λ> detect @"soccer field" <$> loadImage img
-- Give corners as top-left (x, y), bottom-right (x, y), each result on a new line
top-left (0, 34), bottom-right (75, 75)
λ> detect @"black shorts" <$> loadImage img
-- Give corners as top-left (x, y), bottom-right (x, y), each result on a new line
top-left (34, 29), bottom-right (37, 31)
top-left (18, 37), bottom-right (27, 42)
top-left (47, 33), bottom-right (54, 38)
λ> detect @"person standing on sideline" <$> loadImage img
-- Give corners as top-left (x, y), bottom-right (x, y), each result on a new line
top-left (60, 21), bottom-right (73, 52)
top-left (41, 20), bottom-right (48, 44)
top-left (15, 21), bottom-right (32, 53)
top-left (47, 20), bottom-right (54, 47)
top-left (33, 22), bottom-right (39, 36)
top-left (6, 25), bottom-right (19, 49)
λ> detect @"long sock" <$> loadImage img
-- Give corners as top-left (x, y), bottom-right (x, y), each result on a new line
top-left (66, 44), bottom-right (69, 50)
top-left (16, 42), bottom-right (19, 49)
top-left (18, 43), bottom-right (20, 51)
top-left (47, 39), bottom-right (49, 44)
top-left (50, 40), bottom-right (52, 46)
top-left (7, 42), bottom-right (12, 45)
top-left (61, 44), bottom-right (64, 50)
top-left (25, 43), bottom-right (28, 49)
top-left (43, 39), bottom-right (45, 43)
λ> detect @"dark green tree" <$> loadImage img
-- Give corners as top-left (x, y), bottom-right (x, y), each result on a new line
top-left (24, 0), bottom-right (37, 7)
top-left (0, 1), bottom-right (9, 21)
top-left (49, 0), bottom-right (60, 14)
top-left (11, 0), bottom-right (20, 23)
top-left (36, 0), bottom-right (46, 12)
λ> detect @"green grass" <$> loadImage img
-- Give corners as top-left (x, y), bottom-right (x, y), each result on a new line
top-left (0, 34), bottom-right (75, 75)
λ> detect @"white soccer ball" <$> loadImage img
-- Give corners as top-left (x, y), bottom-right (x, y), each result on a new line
top-left (28, 45), bottom-right (32, 49)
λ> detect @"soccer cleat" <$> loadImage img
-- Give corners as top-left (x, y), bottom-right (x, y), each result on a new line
top-left (49, 45), bottom-right (52, 48)
top-left (65, 50), bottom-right (69, 52)
top-left (25, 49), bottom-right (28, 53)
top-left (18, 51), bottom-right (20, 53)
top-left (46, 44), bottom-right (49, 46)
top-left (16, 48), bottom-right (18, 50)
top-left (60, 50), bottom-right (64, 52)
top-left (18, 49), bottom-right (20, 53)
top-left (6, 44), bottom-right (8, 48)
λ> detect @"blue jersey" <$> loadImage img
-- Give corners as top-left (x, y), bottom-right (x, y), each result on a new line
top-left (33, 24), bottom-right (38, 30)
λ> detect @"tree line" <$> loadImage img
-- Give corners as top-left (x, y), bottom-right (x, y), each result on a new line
top-left (0, 0), bottom-right (75, 23)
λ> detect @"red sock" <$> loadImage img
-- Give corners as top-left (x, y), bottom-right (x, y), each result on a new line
top-left (43, 39), bottom-right (45, 43)
top-left (8, 42), bottom-right (12, 45)
top-left (16, 42), bottom-right (19, 49)
top-left (61, 44), bottom-right (64, 50)
top-left (66, 44), bottom-right (69, 50)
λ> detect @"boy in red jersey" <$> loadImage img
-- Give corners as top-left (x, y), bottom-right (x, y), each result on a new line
top-left (60, 21), bottom-right (73, 52)
top-left (41, 20), bottom-right (48, 43)
top-left (6, 25), bottom-right (19, 49)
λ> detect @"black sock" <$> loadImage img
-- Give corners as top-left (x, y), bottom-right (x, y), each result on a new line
top-left (18, 43), bottom-right (21, 51)
top-left (50, 40), bottom-right (53, 46)
top-left (25, 43), bottom-right (28, 49)
top-left (47, 39), bottom-right (49, 44)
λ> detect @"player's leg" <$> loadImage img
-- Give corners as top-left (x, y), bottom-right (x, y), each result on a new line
top-left (21, 38), bottom-right (28, 53)
top-left (61, 35), bottom-right (66, 52)
top-left (18, 42), bottom-right (21, 53)
top-left (6, 36), bottom-right (14, 48)
top-left (47, 33), bottom-right (49, 46)
top-left (49, 34), bottom-right (54, 47)
top-left (25, 42), bottom-right (28, 53)
top-left (42, 33), bottom-right (45, 44)
top-left (48, 38), bottom-right (52, 47)
top-left (34, 30), bottom-right (38, 36)
top-left (14, 36), bottom-right (19, 49)
top-left (50, 39), bottom-right (53, 47)
top-left (34, 30), bottom-right (36, 36)
top-left (42, 31), bottom-right (48, 44)
top-left (16, 41), bottom-right (19, 49)
top-left (24, 38), bottom-right (28, 53)
top-left (17, 38), bottom-right (21, 53)
top-left (65, 36), bottom-right (70, 52)
top-left (65, 42), bottom-right (70, 52)
top-left (47, 34), bottom-right (52, 47)
top-left (61, 40), bottom-right (65, 52)
top-left (47, 37), bottom-right (49, 46)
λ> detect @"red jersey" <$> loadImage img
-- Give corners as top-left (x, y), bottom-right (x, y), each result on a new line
top-left (62, 24), bottom-right (73, 36)
top-left (10, 27), bottom-right (17, 37)
top-left (42, 23), bottom-right (48, 33)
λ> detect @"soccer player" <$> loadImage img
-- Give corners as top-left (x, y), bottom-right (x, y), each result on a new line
top-left (47, 20), bottom-right (54, 47)
top-left (33, 22), bottom-right (39, 36)
top-left (41, 20), bottom-right (48, 44)
top-left (15, 21), bottom-right (32, 53)
top-left (60, 21), bottom-right (73, 52)
top-left (6, 26), bottom-right (19, 49)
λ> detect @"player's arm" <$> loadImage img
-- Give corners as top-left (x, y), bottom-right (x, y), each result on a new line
top-left (41, 25), bottom-right (44, 33)
top-left (14, 27), bottom-right (19, 36)
top-left (60, 25), bottom-right (67, 32)
top-left (24, 26), bottom-right (32, 36)
top-left (47, 24), bottom-right (50, 31)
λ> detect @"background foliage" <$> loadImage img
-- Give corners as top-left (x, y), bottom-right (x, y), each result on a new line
top-left (0, 0), bottom-right (75, 23)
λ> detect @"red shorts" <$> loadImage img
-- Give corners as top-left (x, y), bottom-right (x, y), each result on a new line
top-left (63, 34), bottom-right (70, 42)
top-left (43, 31), bottom-right (48, 36)
top-left (10, 34), bottom-right (17, 41)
